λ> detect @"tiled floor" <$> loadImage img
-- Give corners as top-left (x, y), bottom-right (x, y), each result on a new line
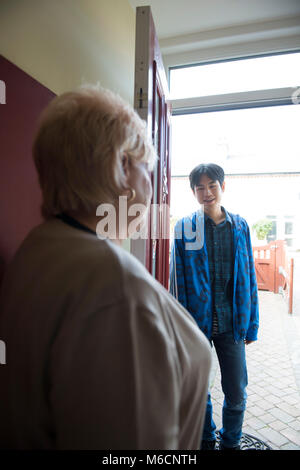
top-left (209, 290), bottom-right (300, 450)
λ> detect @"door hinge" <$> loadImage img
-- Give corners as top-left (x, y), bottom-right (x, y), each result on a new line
top-left (137, 88), bottom-right (148, 109)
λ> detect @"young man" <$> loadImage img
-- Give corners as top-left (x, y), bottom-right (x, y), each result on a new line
top-left (170, 163), bottom-right (259, 450)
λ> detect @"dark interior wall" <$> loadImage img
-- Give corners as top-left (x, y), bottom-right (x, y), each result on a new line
top-left (0, 55), bottom-right (55, 283)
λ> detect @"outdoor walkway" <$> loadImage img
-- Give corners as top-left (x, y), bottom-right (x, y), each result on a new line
top-left (210, 290), bottom-right (300, 450)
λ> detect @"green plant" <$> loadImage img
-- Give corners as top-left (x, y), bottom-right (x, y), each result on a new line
top-left (252, 219), bottom-right (273, 240)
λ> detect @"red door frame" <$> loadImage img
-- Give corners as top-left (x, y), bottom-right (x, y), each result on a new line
top-left (134, 7), bottom-right (171, 290)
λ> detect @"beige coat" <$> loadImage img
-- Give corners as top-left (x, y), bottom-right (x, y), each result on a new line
top-left (0, 218), bottom-right (211, 450)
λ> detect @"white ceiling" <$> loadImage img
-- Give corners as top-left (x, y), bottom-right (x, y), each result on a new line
top-left (128, 0), bottom-right (300, 39)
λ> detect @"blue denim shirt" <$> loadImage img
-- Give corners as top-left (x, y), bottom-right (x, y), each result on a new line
top-left (205, 208), bottom-right (233, 335)
top-left (170, 210), bottom-right (259, 342)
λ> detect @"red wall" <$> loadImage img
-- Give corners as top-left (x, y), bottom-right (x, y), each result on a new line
top-left (0, 55), bottom-right (55, 283)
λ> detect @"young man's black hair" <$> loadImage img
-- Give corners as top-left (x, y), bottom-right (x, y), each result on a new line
top-left (189, 163), bottom-right (225, 191)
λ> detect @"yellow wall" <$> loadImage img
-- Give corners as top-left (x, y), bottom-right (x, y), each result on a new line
top-left (0, 0), bottom-right (135, 103)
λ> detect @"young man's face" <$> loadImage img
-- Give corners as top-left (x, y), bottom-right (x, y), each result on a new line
top-left (193, 173), bottom-right (225, 209)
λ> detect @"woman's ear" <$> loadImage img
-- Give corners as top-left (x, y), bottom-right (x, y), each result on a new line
top-left (221, 180), bottom-right (226, 192)
top-left (122, 154), bottom-right (130, 178)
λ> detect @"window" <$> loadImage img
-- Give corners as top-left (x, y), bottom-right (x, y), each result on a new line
top-left (285, 222), bottom-right (293, 235)
top-left (171, 105), bottom-right (300, 176)
top-left (170, 52), bottom-right (300, 99)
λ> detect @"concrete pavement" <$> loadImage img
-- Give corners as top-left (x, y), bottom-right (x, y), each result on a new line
top-left (209, 290), bottom-right (300, 450)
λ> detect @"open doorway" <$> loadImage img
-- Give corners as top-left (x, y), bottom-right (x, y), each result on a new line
top-left (168, 51), bottom-right (300, 449)
top-left (169, 51), bottom-right (300, 310)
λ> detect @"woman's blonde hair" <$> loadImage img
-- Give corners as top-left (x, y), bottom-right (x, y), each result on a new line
top-left (33, 85), bottom-right (156, 218)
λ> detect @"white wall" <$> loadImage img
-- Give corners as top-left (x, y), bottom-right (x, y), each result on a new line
top-left (0, 0), bottom-right (136, 103)
top-left (161, 16), bottom-right (300, 71)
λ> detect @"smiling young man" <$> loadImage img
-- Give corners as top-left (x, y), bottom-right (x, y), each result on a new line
top-left (170, 163), bottom-right (259, 450)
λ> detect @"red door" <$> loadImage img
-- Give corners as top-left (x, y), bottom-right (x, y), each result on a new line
top-left (133, 6), bottom-right (171, 289)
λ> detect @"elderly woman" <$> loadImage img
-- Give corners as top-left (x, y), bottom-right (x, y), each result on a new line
top-left (0, 86), bottom-right (211, 450)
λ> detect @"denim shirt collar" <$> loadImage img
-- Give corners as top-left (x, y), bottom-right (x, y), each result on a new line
top-left (204, 206), bottom-right (232, 225)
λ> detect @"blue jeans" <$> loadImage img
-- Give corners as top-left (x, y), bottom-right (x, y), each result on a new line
top-left (202, 331), bottom-right (248, 448)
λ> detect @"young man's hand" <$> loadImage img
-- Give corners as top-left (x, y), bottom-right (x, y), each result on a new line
top-left (244, 339), bottom-right (255, 345)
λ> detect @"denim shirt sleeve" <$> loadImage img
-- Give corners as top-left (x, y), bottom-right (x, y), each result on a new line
top-left (244, 222), bottom-right (259, 341)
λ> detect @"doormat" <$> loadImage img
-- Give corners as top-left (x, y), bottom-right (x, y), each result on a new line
top-left (216, 431), bottom-right (272, 450)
